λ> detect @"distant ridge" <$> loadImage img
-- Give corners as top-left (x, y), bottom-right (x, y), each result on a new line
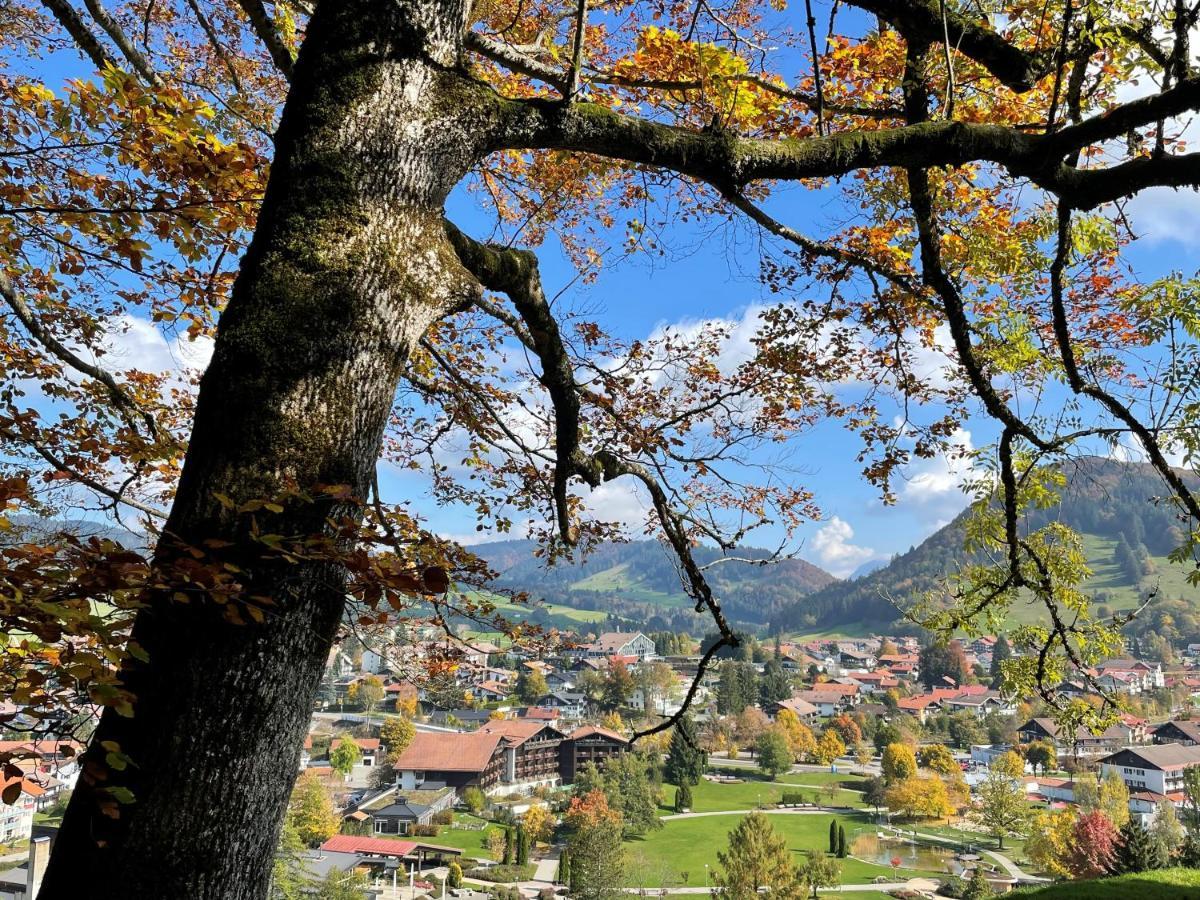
top-left (468, 539), bottom-right (836, 631)
top-left (770, 456), bottom-right (1200, 634)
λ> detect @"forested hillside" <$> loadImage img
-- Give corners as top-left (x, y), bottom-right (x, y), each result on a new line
top-left (771, 457), bottom-right (1200, 638)
top-left (469, 539), bottom-right (836, 631)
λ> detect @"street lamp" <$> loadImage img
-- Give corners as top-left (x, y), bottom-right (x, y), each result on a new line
top-left (704, 864), bottom-right (709, 890)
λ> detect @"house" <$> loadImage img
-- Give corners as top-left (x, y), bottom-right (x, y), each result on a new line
top-left (847, 672), bottom-right (900, 694)
top-left (769, 695), bottom-right (820, 725)
top-left (469, 680), bottom-right (510, 703)
top-left (942, 690), bottom-right (1014, 719)
top-left (318, 834), bottom-right (463, 872)
top-left (968, 636), bottom-right (998, 656)
top-left (1152, 720), bottom-right (1200, 746)
top-left (1017, 718), bottom-right (1130, 759)
top-left (0, 776), bottom-right (37, 845)
top-left (1095, 658), bottom-right (1165, 693)
top-left (1098, 744), bottom-right (1200, 804)
top-left (345, 783), bottom-right (456, 835)
top-left (475, 719), bottom-right (566, 783)
top-left (560, 726), bottom-right (630, 783)
top-left (838, 649), bottom-right (877, 671)
top-left (582, 632), bottom-right (656, 661)
top-left (392, 731), bottom-right (508, 792)
top-left (538, 691), bottom-right (587, 719)
top-left (427, 708), bottom-right (495, 729)
top-left (794, 687), bottom-right (857, 717)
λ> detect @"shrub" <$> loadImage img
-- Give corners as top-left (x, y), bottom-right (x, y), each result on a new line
top-left (466, 864), bottom-right (537, 883)
top-left (432, 809), bottom-right (454, 825)
top-left (461, 786), bottom-right (486, 814)
top-left (410, 824), bottom-right (440, 837)
top-left (781, 790), bottom-right (806, 805)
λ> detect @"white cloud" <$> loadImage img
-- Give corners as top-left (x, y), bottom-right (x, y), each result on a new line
top-left (810, 516), bottom-right (876, 577)
top-left (101, 315), bottom-right (214, 379)
top-left (1126, 185), bottom-right (1200, 248)
top-left (897, 427), bottom-right (976, 532)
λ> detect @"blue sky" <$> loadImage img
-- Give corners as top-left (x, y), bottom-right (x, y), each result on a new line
top-left (376, 158), bottom-right (1199, 578)
top-left (21, 15), bottom-right (1200, 579)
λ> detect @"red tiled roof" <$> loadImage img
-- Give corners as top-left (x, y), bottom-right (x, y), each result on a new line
top-left (477, 719), bottom-right (560, 746)
top-left (520, 707), bottom-right (559, 720)
top-left (321, 835), bottom-right (418, 857)
top-left (808, 683), bottom-right (859, 695)
top-left (392, 732), bottom-right (503, 773)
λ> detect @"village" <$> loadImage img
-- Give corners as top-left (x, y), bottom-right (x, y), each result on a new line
top-left (7, 625), bottom-right (1198, 899)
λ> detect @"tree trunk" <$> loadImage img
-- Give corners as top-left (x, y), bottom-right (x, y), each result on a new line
top-left (39, 2), bottom-right (487, 896)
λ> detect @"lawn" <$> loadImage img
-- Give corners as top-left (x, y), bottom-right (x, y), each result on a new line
top-left (660, 773), bottom-right (868, 813)
top-left (402, 814), bottom-right (497, 859)
top-left (1010, 868), bottom-right (1200, 898)
top-left (623, 810), bottom-right (948, 888)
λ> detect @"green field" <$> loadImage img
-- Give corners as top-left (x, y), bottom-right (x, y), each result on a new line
top-left (1011, 867), bottom-right (1200, 898)
top-left (661, 772), bottom-right (868, 813)
top-left (570, 564), bottom-right (690, 608)
top-left (623, 810), bottom-right (945, 888)
top-left (462, 590), bottom-right (608, 625)
top-left (406, 814), bottom-right (497, 859)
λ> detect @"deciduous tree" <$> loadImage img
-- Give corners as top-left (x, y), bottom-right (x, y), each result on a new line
top-left (970, 770), bottom-right (1028, 850)
top-left (882, 743), bottom-right (918, 783)
top-left (565, 790), bottom-right (625, 900)
top-left (286, 773), bottom-right (339, 848)
top-left (1068, 810), bottom-right (1118, 879)
top-left (756, 728), bottom-right (793, 780)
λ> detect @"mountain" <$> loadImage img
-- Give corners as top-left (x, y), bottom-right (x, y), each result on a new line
top-left (770, 457), bottom-right (1200, 635)
top-left (468, 539), bottom-right (837, 632)
top-left (850, 559), bottom-right (888, 579)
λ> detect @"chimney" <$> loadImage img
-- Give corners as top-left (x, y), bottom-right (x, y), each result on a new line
top-left (27, 836), bottom-right (50, 898)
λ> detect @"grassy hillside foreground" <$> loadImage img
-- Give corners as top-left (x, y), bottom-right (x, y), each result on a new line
top-left (1012, 869), bottom-right (1200, 898)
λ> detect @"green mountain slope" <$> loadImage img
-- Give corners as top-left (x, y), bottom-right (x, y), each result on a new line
top-left (468, 539), bottom-right (837, 631)
top-left (771, 457), bottom-right (1200, 635)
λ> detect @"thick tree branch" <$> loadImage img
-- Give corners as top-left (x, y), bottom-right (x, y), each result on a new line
top-left (38, 0), bottom-right (114, 71)
top-left (82, 0), bottom-right (160, 86)
top-left (849, 0), bottom-right (1050, 92)
top-left (233, 0), bottom-right (294, 81)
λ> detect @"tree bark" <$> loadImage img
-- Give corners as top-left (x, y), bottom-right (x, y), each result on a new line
top-left (39, 2), bottom-right (489, 896)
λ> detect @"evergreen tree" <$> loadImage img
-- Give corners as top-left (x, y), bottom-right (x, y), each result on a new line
top-left (716, 812), bottom-right (805, 899)
top-left (836, 825), bottom-right (847, 858)
top-left (829, 819), bottom-right (838, 854)
top-left (675, 783), bottom-right (693, 812)
top-left (717, 661), bottom-right (744, 715)
top-left (1111, 817), bottom-right (1161, 874)
top-left (759, 658), bottom-right (792, 706)
top-left (557, 849), bottom-right (571, 885)
top-left (447, 862), bottom-right (463, 889)
top-left (989, 635), bottom-right (1011, 688)
top-left (503, 825), bottom-right (515, 865)
top-left (515, 825), bottom-right (528, 865)
top-left (962, 866), bottom-right (993, 900)
top-left (664, 716), bottom-right (706, 786)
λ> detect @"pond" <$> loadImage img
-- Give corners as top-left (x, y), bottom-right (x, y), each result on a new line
top-left (849, 830), bottom-right (957, 872)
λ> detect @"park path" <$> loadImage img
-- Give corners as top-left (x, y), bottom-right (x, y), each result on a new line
top-left (532, 851), bottom-right (559, 883)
